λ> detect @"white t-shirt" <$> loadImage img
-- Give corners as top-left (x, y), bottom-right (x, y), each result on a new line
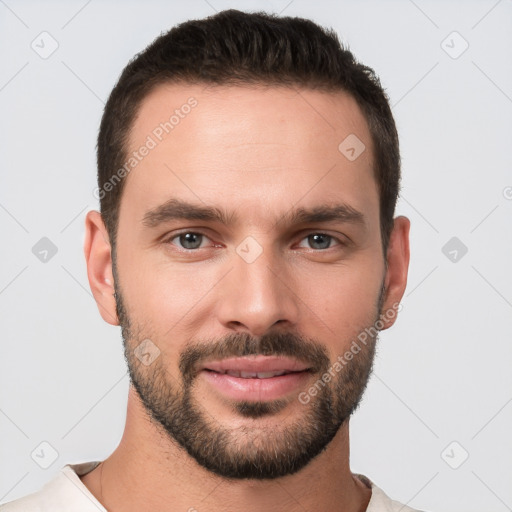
top-left (0, 461), bottom-right (424, 511)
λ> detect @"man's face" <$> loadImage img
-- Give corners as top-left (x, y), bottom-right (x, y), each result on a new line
top-left (113, 84), bottom-right (387, 479)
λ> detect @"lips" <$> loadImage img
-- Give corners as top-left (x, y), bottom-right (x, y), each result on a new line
top-left (207, 369), bottom-right (297, 379)
top-left (202, 356), bottom-right (311, 379)
top-left (200, 355), bottom-right (313, 401)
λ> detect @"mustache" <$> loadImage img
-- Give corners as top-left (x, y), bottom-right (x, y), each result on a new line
top-left (179, 331), bottom-right (330, 383)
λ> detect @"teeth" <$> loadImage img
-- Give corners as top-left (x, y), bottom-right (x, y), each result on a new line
top-left (222, 370), bottom-right (291, 378)
top-left (240, 371), bottom-right (258, 378)
top-left (255, 371), bottom-right (287, 378)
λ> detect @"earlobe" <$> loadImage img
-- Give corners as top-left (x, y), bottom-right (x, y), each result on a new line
top-left (380, 216), bottom-right (410, 330)
top-left (83, 210), bottom-right (119, 326)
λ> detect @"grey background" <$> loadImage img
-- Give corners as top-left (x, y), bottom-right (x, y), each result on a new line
top-left (1, 1), bottom-right (511, 510)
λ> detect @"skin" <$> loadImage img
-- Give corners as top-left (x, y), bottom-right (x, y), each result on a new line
top-left (82, 83), bottom-right (410, 512)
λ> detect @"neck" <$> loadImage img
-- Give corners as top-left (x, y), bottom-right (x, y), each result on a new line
top-left (80, 386), bottom-right (371, 512)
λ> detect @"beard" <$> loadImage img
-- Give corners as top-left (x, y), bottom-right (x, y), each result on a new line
top-left (113, 271), bottom-right (384, 480)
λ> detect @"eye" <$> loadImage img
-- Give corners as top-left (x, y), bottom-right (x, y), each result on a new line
top-left (297, 233), bottom-right (343, 250)
top-left (163, 231), bottom-right (346, 253)
top-left (167, 232), bottom-right (212, 250)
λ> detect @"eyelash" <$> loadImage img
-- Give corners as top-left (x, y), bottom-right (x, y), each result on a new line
top-left (163, 231), bottom-right (347, 253)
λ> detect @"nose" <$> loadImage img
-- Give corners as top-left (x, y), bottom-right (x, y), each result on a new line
top-left (215, 242), bottom-right (300, 337)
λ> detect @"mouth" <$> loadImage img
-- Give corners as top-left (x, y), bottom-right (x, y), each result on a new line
top-left (203, 369), bottom-right (305, 379)
top-left (202, 355), bottom-right (311, 375)
top-left (199, 356), bottom-right (313, 401)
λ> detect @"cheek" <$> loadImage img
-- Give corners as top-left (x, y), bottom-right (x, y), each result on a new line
top-left (295, 259), bottom-right (383, 341)
top-left (117, 228), bottom-right (195, 313)
top-left (117, 268), bottom-right (198, 371)
top-left (117, 248), bottom-right (225, 346)
top-left (121, 264), bottom-right (203, 324)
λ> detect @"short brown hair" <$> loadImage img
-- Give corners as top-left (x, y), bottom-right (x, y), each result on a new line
top-left (97, 9), bottom-right (401, 257)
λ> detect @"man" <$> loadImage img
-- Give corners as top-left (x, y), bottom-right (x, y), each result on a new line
top-left (1, 8), bottom-right (417, 512)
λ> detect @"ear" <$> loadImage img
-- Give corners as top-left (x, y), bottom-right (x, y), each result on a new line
top-left (379, 216), bottom-right (410, 330)
top-left (83, 210), bottom-right (119, 326)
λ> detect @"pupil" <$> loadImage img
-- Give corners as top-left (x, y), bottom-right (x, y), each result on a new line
top-left (181, 233), bottom-right (201, 249)
top-left (310, 234), bottom-right (330, 249)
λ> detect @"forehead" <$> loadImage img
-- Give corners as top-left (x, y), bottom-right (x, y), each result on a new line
top-left (129, 83), bottom-right (373, 163)
top-left (120, 83), bottom-right (378, 232)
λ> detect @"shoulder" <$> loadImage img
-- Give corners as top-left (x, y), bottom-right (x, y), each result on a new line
top-left (355, 474), bottom-right (429, 512)
top-left (0, 462), bottom-right (104, 512)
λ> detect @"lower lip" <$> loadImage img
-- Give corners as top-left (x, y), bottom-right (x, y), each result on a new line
top-left (200, 370), bottom-right (311, 401)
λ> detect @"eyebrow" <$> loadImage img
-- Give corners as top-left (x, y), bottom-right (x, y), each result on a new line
top-left (142, 198), bottom-right (366, 230)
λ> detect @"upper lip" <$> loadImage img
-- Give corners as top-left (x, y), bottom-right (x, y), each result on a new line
top-left (202, 356), bottom-right (310, 374)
